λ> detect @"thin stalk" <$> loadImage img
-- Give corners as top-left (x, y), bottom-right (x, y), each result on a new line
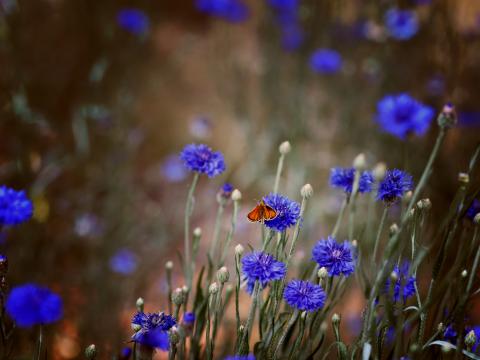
top-left (332, 197), bottom-right (348, 238)
top-left (34, 325), bottom-right (43, 360)
top-left (238, 282), bottom-right (260, 354)
top-left (235, 253), bottom-right (242, 336)
top-left (348, 170), bottom-right (361, 241)
top-left (220, 199), bottom-right (240, 265)
top-left (372, 207), bottom-right (388, 263)
top-left (209, 198), bottom-right (226, 265)
top-left (465, 227), bottom-right (480, 295)
top-left (184, 173), bottom-right (200, 291)
top-left (287, 194), bottom-right (308, 265)
top-left (289, 313), bottom-right (306, 360)
top-left (205, 293), bottom-right (215, 360)
top-left (273, 153), bottom-right (285, 194)
top-left (274, 310), bottom-right (299, 358)
top-left (211, 283), bottom-right (225, 356)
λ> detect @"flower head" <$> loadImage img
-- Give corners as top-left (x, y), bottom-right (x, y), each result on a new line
top-left (263, 193), bottom-right (300, 232)
top-left (242, 251), bottom-right (286, 291)
top-left (117, 9), bottom-right (149, 36)
top-left (385, 262), bottom-right (416, 302)
top-left (283, 279), bottom-right (326, 312)
top-left (329, 168), bottom-right (374, 194)
top-left (309, 49), bottom-right (342, 74)
top-left (195, 0), bottom-right (249, 23)
top-left (180, 144), bottom-right (226, 178)
top-left (219, 183), bottom-right (234, 199)
top-left (109, 249), bottom-right (138, 275)
top-left (0, 186), bottom-right (33, 226)
top-left (6, 284), bottom-right (63, 327)
top-left (376, 94), bottom-right (434, 139)
top-left (131, 312), bottom-right (176, 350)
top-left (384, 8), bottom-right (419, 40)
top-left (312, 237), bottom-right (355, 277)
top-left (377, 169), bottom-right (414, 204)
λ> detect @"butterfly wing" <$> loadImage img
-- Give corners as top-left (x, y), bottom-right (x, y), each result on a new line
top-left (247, 205), bottom-right (264, 222)
top-left (263, 205), bottom-right (277, 221)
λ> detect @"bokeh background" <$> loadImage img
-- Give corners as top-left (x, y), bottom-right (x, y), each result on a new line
top-left (1, 0), bottom-right (480, 358)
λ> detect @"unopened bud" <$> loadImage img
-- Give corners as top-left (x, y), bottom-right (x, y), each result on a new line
top-left (474, 213), bottom-right (480, 225)
top-left (209, 282), bottom-right (219, 295)
top-left (352, 240), bottom-right (358, 248)
top-left (409, 208), bottom-right (415, 219)
top-left (235, 244), bottom-right (245, 256)
top-left (332, 313), bottom-right (341, 325)
top-left (465, 330), bottom-right (477, 349)
top-left (437, 322), bottom-right (445, 333)
top-left (231, 189), bottom-right (242, 201)
top-left (301, 311), bottom-right (307, 320)
top-left (403, 191), bottom-right (413, 203)
top-left (169, 327), bottom-right (181, 345)
top-left (172, 288), bottom-right (185, 305)
top-left (373, 162), bottom-right (387, 181)
top-left (409, 343), bottom-right (419, 353)
top-left (217, 266), bottom-right (230, 283)
top-left (390, 271), bottom-right (399, 282)
top-left (353, 153), bottom-right (367, 171)
top-left (389, 223), bottom-right (399, 236)
top-left (165, 261), bottom-right (173, 270)
top-left (279, 141), bottom-right (292, 155)
top-left (182, 285), bottom-right (189, 294)
top-left (417, 198), bottom-right (431, 210)
top-left (85, 344), bottom-right (97, 359)
top-left (437, 103), bottom-right (457, 129)
top-left (461, 269), bottom-right (468, 278)
top-left (136, 297), bottom-right (144, 312)
top-left (318, 267), bottom-right (329, 279)
top-left (193, 227), bottom-right (202, 238)
top-left (301, 184), bottom-right (313, 199)
top-left (458, 172), bottom-right (469, 185)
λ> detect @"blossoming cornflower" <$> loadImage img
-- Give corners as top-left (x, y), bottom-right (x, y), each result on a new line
top-left (0, 186), bottom-right (33, 226)
top-left (376, 94), bottom-right (434, 139)
top-left (180, 144), bottom-right (226, 178)
top-left (377, 169), bottom-right (414, 204)
top-left (116, 8), bottom-right (149, 36)
top-left (6, 284), bottom-right (63, 327)
top-left (384, 262), bottom-right (416, 302)
top-left (384, 8), bottom-right (419, 40)
top-left (263, 193), bottom-right (300, 232)
top-left (466, 199), bottom-right (480, 221)
top-left (312, 236), bottom-right (355, 277)
top-left (329, 167), bottom-right (374, 194)
top-left (283, 279), bottom-right (326, 312)
top-left (131, 311), bottom-right (176, 350)
top-left (242, 251), bottom-right (286, 292)
top-left (309, 49), bottom-right (343, 74)
top-left (195, 0), bottom-right (249, 23)
top-left (109, 249), bottom-right (138, 275)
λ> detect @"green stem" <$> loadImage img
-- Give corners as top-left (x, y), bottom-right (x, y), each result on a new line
top-left (238, 282), bottom-right (260, 354)
top-left (348, 170), bottom-right (361, 241)
top-left (220, 199), bottom-right (240, 265)
top-left (372, 207), bottom-right (389, 263)
top-left (235, 253), bottom-right (242, 336)
top-left (273, 154), bottom-right (285, 194)
top-left (35, 325), bottom-right (43, 360)
top-left (287, 195), bottom-right (308, 265)
top-left (184, 173), bottom-right (199, 292)
top-left (274, 310), bottom-right (299, 358)
top-left (332, 197), bottom-right (348, 238)
top-left (209, 199), bottom-right (225, 265)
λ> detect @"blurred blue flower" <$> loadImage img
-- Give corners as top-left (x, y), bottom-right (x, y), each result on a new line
top-left (242, 251), bottom-right (286, 292)
top-left (224, 355), bottom-right (255, 360)
top-left (267, 0), bottom-right (299, 10)
top-left (281, 24), bottom-right (304, 51)
top-left (120, 347), bottom-right (132, 360)
top-left (117, 9), bottom-right (149, 36)
top-left (466, 199), bottom-right (480, 220)
top-left (189, 115), bottom-right (213, 139)
top-left (180, 144), bottom-right (226, 178)
top-left (161, 155), bottom-right (188, 183)
top-left (183, 312), bottom-right (196, 325)
top-left (109, 249), bottom-right (138, 275)
top-left (263, 193), bottom-right (301, 232)
top-left (459, 112), bottom-right (480, 127)
top-left (312, 236), bottom-right (355, 277)
top-left (283, 279), bottom-right (326, 312)
top-left (74, 213), bottom-right (104, 238)
top-left (131, 312), bottom-right (176, 350)
top-left (377, 169), bottom-right (413, 203)
top-left (443, 324), bottom-right (458, 343)
top-left (219, 183), bottom-right (234, 199)
top-left (384, 8), bottom-right (419, 40)
top-left (425, 75), bottom-right (445, 97)
top-left (376, 93), bottom-right (434, 139)
top-left (195, 0), bottom-right (249, 23)
top-left (385, 262), bottom-right (416, 302)
top-left (267, 0), bottom-right (304, 51)
top-left (309, 49), bottom-right (343, 74)
top-left (0, 186), bottom-right (33, 226)
top-left (6, 284), bottom-right (63, 327)
top-left (329, 168), bottom-right (374, 194)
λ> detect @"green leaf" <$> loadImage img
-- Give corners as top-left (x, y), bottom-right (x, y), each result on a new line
top-left (428, 340), bottom-right (480, 359)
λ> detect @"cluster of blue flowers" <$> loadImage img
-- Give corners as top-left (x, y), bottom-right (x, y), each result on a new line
top-left (263, 193), bottom-right (301, 232)
top-left (116, 8), bottom-right (149, 36)
top-left (309, 49), bottom-right (343, 75)
top-left (131, 311), bottom-right (176, 350)
top-left (384, 8), bottom-right (419, 40)
top-left (0, 186), bottom-right (33, 226)
top-left (180, 144), bottom-right (226, 178)
top-left (330, 167), bottom-right (374, 194)
top-left (267, 0), bottom-right (304, 51)
top-left (195, 0), bottom-right (249, 23)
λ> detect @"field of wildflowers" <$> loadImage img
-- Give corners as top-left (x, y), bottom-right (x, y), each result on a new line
top-left (1, 0), bottom-right (480, 359)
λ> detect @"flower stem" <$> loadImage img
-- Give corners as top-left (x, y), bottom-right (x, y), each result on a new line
top-left (332, 197), bottom-right (348, 238)
top-left (35, 325), bottom-right (43, 360)
top-left (238, 281), bottom-right (260, 354)
top-left (209, 199), bottom-right (225, 265)
top-left (220, 199), bottom-right (240, 265)
top-left (286, 195), bottom-right (308, 265)
top-left (273, 153), bottom-right (285, 194)
top-left (274, 309), bottom-right (299, 358)
top-left (372, 207), bottom-right (389, 263)
top-left (184, 173), bottom-right (199, 292)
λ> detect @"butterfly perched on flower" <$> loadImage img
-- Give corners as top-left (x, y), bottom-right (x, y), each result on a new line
top-left (247, 200), bottom-right (277, 223)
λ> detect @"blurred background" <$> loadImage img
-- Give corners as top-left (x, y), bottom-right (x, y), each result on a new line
top-left (1, 0), bottom-right (480, 358)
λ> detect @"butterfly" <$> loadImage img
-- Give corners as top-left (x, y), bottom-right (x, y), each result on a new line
top-left (247, 200), bottom-right (277, 223)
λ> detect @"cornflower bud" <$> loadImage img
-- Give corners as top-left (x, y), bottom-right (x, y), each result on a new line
top-left (389, 223), bottom-right (399, 236)
top-left (169, 327), bottom-right (181, 345)
top-left (193, 227), bottom-right (202, 238)
top-left (318, 267), bottom-right (328, 280)
top-left (332, 313), bottom-right (341, 325)
top-left (231, 189), bottom-right (242, 201)
top-left (353, 153), bottom-right (367, 171)
top-left (235, 244), bottom-right (245, 256)
top-left (136, 297), bottom-right (144, 312)
top-left (301, 184), bottom-right (313, 199)
top-left (165, 261), bottom-right (173, 270)
top-left (474, 213), bottom-right (480, 225)
top-left (279, 141), bottom-right (291, 155)
top-left (458, 172), bottom-right (469, 185)
top-left (461, 269), bottom-right (468, 278)
top-left (209, 282), bottom-right (219, 295)
top-left (172, 288), bottom-right (185, 305)
top-left (437, 103), bottom-right (457, 129)
top-left (465, 330), bottom-right (477, 350)
top-left (373, 162), bottom-right (387, 182)
top-left (85, 344), bottom-right (97, 359)
top-left (217, 266), bottom-right (230, 284)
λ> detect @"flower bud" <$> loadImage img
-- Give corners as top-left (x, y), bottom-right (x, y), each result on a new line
top-left (409, 343), bottom-right (419, 353)
top-left (458, 172), bottom-right (469, 185)
top-left (235, 244), bottom-right (245, 256)
top-left (461, 269), bottom-right (468, 278)
top-left (216, 266), bottom-right (230, 284)
top-left (136, 297), bottom-right (144, 312)
top-left (390, 271), bottom-right (398, 282)
top-left (417, 198), bottom-right (431, 210)
top-left (389, 223), bottom-right (399, 236)
top-left (231, 189), bottom-right (242, 201)
top-left (85, 344), bottom-right (97, 359)
top-left (301, 184), bottom-right (313, 199)
top-left (318, 267), bottom-right (329, 279)
top-left (437, 322), bottom-right (445, 333)
top-left (465, 330), bottom-right (477, 349)
top-left (209, 282), bottom-right (219, 295)
top-left (474, 213), bottom-right (480, 225)
top-left (165, 261), bottom-right (173, 270)
top-left (301, 311), bottom-right (307, 320)
top-left (182, 285), bottom-right (189, 294)
top-left (373, 162), bottom-right (387, 181)
top-left (403, 191), bottom-right (413, 203)
top-left (352, 240), bottom-right (358, 248)
top-left (172, 288), bottom-right (185, 305)
top-left (132, 323), bottom-right (142, 332)
top-left (437, 103), bottom-right (457, 129)
top-left (279, 141), bottom-right (292, 155)
top-left (353, 153), bottom-right (367, 171)
top-left (332, 313), bottom-right (341, 325)
top-left (193, 227), bottom-right (202, 238)
top-left (169, 327), bottom-right (181, 345)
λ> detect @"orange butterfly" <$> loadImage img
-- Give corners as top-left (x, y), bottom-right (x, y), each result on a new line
top-left (247, 200), bottom-right (277, 223)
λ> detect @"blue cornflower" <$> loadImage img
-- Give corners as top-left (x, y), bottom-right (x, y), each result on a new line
top-left (466, 199), bottom-right (480, 220)
top-left (6, 284), bottom-right (63, 327)
top-left (267, 0), bottom-right (304, 51)
top-left (219, 183), bottom-right (234, 199)
top-left (161, 155), bottom-right (188, 183)
top-left (117, 9), bottom-right (149, 36)
top-left (309, 49), bottom-right (342, 74)
top-left (312, 236), bottom-right (355, 277)
top-left (385, 262), bottom-right (416, 302)
top-left (242, 251), bottom-right (286, 291)
top-left (0, 186), bottom-right (33, 226)
top-left (384, 8), bottom-right (419, 40)
top-left (329, 168), bottom-right (374, 194)
top-left (443, 324), bottom-right (458, 343)
top-left (283, 279), bottom-right (326, 312)
top-left (377, 169), bottom-right (413, 204)
top-left (180, 144), bottom-right (226, 178)
top-left (131, 312), bottom-right (176, 350)
top-left (376, 94), bottom-right (434, 139)
top-left (183, 312), bottom-right (196, 325)
top-left (263, 193), bottom-right (300, 232)
top-left (224, 355), bottom-right (255, 360)
top-left (109, 249), bottom-right (138, 275)
top-left (195, 0), bottom-right (249, 23)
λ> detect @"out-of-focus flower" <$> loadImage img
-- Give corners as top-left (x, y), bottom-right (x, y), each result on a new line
top-left (384, 262), bottom-right (416, 302)
top-left (283, 279), bottom-right (326, 312)
top-left (312, 237), bottom-right (355, 277)
top-left (189, 116), bottom-right (213, 139)
top-left (268, 0), bottom-right (304, 51)
top-left (224, 355), bottom-right (255, 360)
top-left (160, 155), bottom-right (188, 183)
top-left (6, 284), bottom-right (63, 327)
top-left (219, 183), bottom-right (234, 199)
top-left (263, 193), bottom-right (301, 232)
top-left (459, 112), bottom-right (480, 128)
top-left (443, 324), bottom-right (458, 343)
top-left (377, 169), bottom-right (414, 204)
top-left (309, 49), bottom-right (343, 74)
top-left (384, 8), bottom-right (419, 40)
top-left (426, 75), bottom-right (445, 97)
top-left (242, 251), bottom-right (286, 292)
top-left (116, 8), bottom-right (149, 36)
top-left (119, 347), bottom-right (132, 360)
top-left (195, 0), bottom-right (249, 23)
top-left (0, 186), bottom-right (33, 226)
top-left (131, 312), bottom-right (176, 350)
top-left (466, 199), bottom-right (480, 220)
top-left (329, 168), bottom-right (374, 194)
top-left (109, 249), bottom-right (138, 275)
top-left (183, 312), bottom-right (195, 325)
top-left (74, 213), bottom-right (104, 238)
top-left (180, 144), bottom-right (226, 178)
top-left (376, 94), bottom-right (434, 139)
